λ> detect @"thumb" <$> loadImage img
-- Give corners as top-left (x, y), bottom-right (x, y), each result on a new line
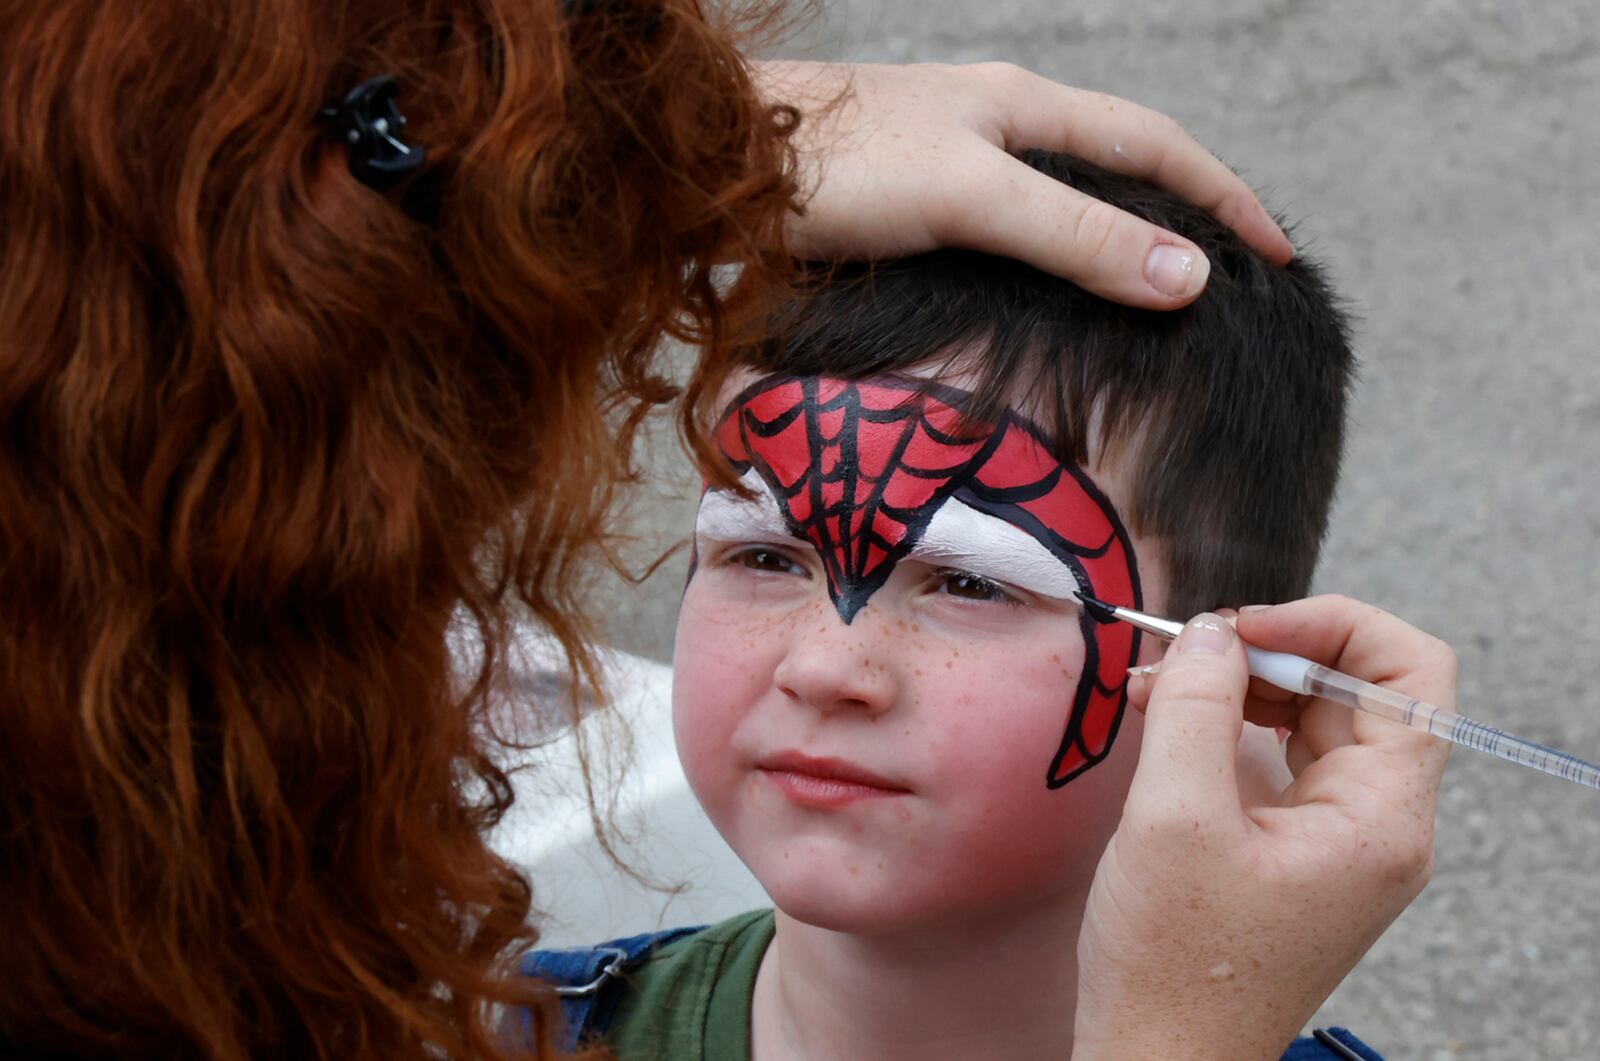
top-left (1122, 614), bottom-right (1252, 823)
top-left (952, 156), bottom-right (1213, 307)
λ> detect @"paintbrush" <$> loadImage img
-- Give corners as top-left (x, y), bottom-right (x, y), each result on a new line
top-left (1081, 595), bottom-right (1600, 792)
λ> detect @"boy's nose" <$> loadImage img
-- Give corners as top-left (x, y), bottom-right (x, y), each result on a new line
top-left (772, 605), bottom-right (898, 717)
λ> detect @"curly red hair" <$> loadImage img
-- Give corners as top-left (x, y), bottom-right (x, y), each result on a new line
top-left (0, 0), bottom-right (798, 1056)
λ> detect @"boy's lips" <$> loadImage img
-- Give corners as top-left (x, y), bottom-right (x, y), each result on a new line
top-left (755, 751), bottom-right (911, 807)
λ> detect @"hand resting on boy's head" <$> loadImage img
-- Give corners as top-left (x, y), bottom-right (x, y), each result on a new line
top-left (758, 61), bottom-right (1295, 308)
top-left (1073, 596), bottom-right (1452, 1060)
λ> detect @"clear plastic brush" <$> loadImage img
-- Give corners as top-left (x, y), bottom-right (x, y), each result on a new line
top-left (1084, 596), bottom-right (1600, 792)
top-left (1292, 660), bottom-right (1600, 790)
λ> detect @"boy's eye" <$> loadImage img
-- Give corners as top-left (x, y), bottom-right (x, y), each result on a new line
top-left (727, 545), bottom-right (809, 577)
top-left (935, 570), bottom-right (1018, 605)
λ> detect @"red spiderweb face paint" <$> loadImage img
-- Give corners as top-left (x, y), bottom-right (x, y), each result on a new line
top-left (710, 374), bottom-right (1144, 788)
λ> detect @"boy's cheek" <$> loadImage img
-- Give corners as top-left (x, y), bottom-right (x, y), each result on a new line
top-left (671, 620), bottom-right (766, 784)
top-left (679, 567), bottom-right (800, 627)
top-left (671, 686), bottom-right (750, 833)
top-left (965, 729), bottom-right (1141, 888)
top-left (671, 646), bottom-right (755, 753)
top-left (676, 574), bottom-right (744, 631)
top-left (674, 576), bottom-right (779, 683)
top-left (918, 651), bottom-right (1141, 831)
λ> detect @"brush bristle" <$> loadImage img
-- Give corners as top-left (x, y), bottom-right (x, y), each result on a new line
top-left (1073, 591), bottom-right (1119, 624)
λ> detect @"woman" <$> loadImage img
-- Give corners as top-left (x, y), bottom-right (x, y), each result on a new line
top-left (0, 1), bottom-right (1437, 1057)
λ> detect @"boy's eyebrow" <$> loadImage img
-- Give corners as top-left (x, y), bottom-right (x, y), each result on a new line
top-left (695, 472), bottom-right (806, 545)
top-left (909, 500), bottom-right (1082, 601)
top-left (697, 461), bottom-right (1091, 603)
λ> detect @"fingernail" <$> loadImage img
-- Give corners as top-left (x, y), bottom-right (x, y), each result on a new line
top-left (1240, 604), bottom-right (1272, 614)
top-left (1144, 244), bottom-right (1211, 299)
top-left (1176, 613), bottom-right (1234, 655)
top-left (1127, 663), bottom-right (1162, 677)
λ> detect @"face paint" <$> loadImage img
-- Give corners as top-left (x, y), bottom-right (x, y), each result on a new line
top-left (699, 469), bottom-right (1083, 600)
top-left (882, 492), bottom-right (1085, 600)
top-left (698, 374), bottom-right (1144, 787)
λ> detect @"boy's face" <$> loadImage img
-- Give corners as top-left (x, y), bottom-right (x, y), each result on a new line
top-left (672, 374), bottom-right (1168, 934)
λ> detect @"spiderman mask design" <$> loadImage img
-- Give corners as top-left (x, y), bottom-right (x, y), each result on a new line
top-left (689, 374), bottom-right (1144, 788)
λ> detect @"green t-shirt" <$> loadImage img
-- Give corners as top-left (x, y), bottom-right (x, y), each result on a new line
top-left (606, 909), bottom-right (775, 1061)
top-left (587, 908), bottom-right (1382, 1061)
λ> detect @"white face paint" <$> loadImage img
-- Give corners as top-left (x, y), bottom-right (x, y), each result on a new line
top-left (916, 498), bottom-right (1083, 601)
top-left (695, 470), bottom-right (1084, 602)
top-left (693, 469), bottom-right (801, 547)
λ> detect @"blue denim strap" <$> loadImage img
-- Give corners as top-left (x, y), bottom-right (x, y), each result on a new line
top-left (517, 926), bottom-right (705, 1052)
top-left (1282, 1026), bottom-right (1386, 1060)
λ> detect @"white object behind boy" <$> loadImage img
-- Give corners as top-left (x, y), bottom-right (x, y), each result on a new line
top-left (485, 641), bottom-right (767, 949)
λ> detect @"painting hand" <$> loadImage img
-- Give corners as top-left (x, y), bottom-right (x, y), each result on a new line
top-left (1072, 598), bottom-right (1452, 1060)
top-left (753, 60), bottom-right (1293, 309)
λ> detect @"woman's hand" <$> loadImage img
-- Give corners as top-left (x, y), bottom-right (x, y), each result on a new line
top-left (1072, 597), bottom-right (1453, 1060)
top-left (752, 60), bottom-right (1293, 309)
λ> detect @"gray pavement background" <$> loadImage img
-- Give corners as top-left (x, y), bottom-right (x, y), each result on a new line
top-left (591, 2), bottom-right (1600, 1055)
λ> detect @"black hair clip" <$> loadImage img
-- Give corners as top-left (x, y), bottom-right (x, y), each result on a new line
top-left (318, 75), bottom-right (426, 191)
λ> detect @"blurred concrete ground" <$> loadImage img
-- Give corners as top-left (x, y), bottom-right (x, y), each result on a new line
top-left (589, 1), bottom-right (1600, 1055)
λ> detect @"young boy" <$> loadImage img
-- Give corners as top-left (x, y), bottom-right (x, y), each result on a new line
top-left (523, 152), bottom-right (1369, 1059)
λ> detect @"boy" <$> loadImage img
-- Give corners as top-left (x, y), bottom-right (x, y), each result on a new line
top-left (524, 152), bottom-right (1368, 1059)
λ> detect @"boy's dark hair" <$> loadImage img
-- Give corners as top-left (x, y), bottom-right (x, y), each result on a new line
top-left (749, 151), bottom-right (1352, 619)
